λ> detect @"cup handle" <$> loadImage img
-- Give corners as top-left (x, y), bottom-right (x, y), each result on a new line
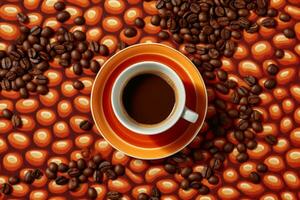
top-left (181, 107), bottom-right (199, 123)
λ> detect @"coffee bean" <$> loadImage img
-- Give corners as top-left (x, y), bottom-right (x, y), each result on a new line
top-left (215, 83), bottom-right (229, 94)
top-left (216, 69), bottom-right (227, 81)
top-left (107, 191), bottom-right (122, 200)
top-left (252, 121), bottom-right (263, 132)
top-left (68, 168), bottom-right (81, 177)
top-left (83, 167), bottom-right (94, 177)
top-left (11, 114), bottom-right (22, 128)
top-left (74, 16), bottom-right (85, 25)
top-left (164, 163), bottom-right (177, 174)
top-left (283, 28), bottom-right (295, 38)
top-left (17, 13), bottom-right (29, 24)
top-left (73, 80), bottom-right (84, 90)
top-left (257, 163), bottom-right (268, 173)
top-left (158, 31), bottom-right (170, 40)
top-left (208, 175), bottom-right (219, 185)
top-left (267, 64), bottom-right (279, 75)
top-left (201, 166), bottom-right (213, 179)
top-left (190, 181), bottom-right (202, 189)
top-left (236, 152), bottom-right (249, 163)
top-left (106, 169), bottom-right (117, 180)
top-left (237, 143), bottom-right (247, 153)
top-left (124, 27), bottom-right (137, 38)
top-left (48, 162), bottom-right (58, 173)
top-left (56, 11), bottom-right (71, 22)
top-left (78, 174), bottom-right (88, 183)
top-left (192, 150), bottom-right (203, 161)
top-left (90, 60), bottom-right (100, 73)
top-left (223, 142), bottom-right (234, 153)
top-left (138, 193), bottom-right (150, 200)
top-left (79, 120), bottom-right (93, 131)
top-left (151, 15), bottom-right (161, 26)
top-left (264, 78), bottom-right (277, 89)
top-left (45, 168), bottom-right (57, 179)
top-left (261, 18), bottom-right (276, 28)
top-left (114, 164), bottom-right (125, 176)
top-left (198, 185), bottom-right (210, 195)
top-left (180, 179), bottom-right (190, 190)
top-left (248, 95), bottom-right (260, 105)
top-left (8, 176), bottom-right (20, 185)
top-left (93, 154), bottom-right (102, 165)
top-left (57, 163), bottom-right (68, 173)
top-left (73, 30), bottom-right (86, 41)
top-left (68, 177), bottom-right (79, 191)
top-left (275, 49), bottom-right (284, 58)
top-left (54, 1), bottom-right (65, 11)
top-left (117, 41), bottom-right (128, 50)
top-left (251, 84), bottom-right (262, 94)
top-left (134, 17), bottom-right (145, 28)
top-left (151, 187), bottom-right (161, 198)
top-left (188, 172), bottom-right (202, 182)
top-left (279, 13), bottom-right (291, 22)
top-left (55, 176), bottom-right (69, 185)
top-left (249, 172), bottom-right (260, 184)
top-left (243, 76), bottom-right (257, 86)
top-left (99, 44), bottom-right (109, 56)
top-left (265, 135), bottom-right (278, 145)
top-left (0, 183), bottom-right (12, 195)
top-left (246, 140), bottom-right (257, 150)
top-left (36, 85), bottom-right (49, 95)
top-left (2, 109), bottom-right (13, 120)
top-left (99, 161), bottom-right (112, 172)
top-left (88, 187), bottom-right (98, 199)
top-left (93, 170), bottom-right (103, 183)
top-left (24, 170), bottom-right (35, 184)
top-left (77, 158), bottom-right (86, 170)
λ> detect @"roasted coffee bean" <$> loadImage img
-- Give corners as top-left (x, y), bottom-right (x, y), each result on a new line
top-left (239, 120), bottom-right (249, 131)
top-left (283, 28), bottom-right (295, 38)
top-left (0, 183), bottom-right (12, 195)
top-left (11, 114), bottom-right (22, 128)
top-left (74, 16), bottom-right (85, 25)
top-left (209, 158), bottom-right (222, 170)
top-left (158, 31), bottom-right (170, 40)
top-left (45, 168), bottom-right (57, 179)
top-left (83, 167), bottom-right (94, 177)
top-left (190, 181), bottom-right (202, 189)
top-left (72, 63), bottom-right (83, 75)
top-left (215, 83), bottom-right (229, 94)
top-left (31, 169), bottom-right (43, 179)
top-left (57, 163), bottom-right (68, 173)
top-left (246, 140), bottom-right (257, 150)
top-left (89, 41), bottom-right (100, 53)
top-left (237, 143), bottom-right (247, 153)
top-left (99, 161), bottom-right (112, 172)
top-left (107, 191), bottom-right (122, 200)
top-left (56, 11), bottom-right (71, 22)
top-left (106, 169), bottom-right (117, 180)
top-left (185, 44), bottom-right (196, 53)
top-left (279, 13), bottom-right (291, 22)
top-left (68, 177), bottom-right (79, 191)
top-left (237, 86), bottom-right (248, 96)
top-left (68, 167), bottom-right (81, 177)
top-left (223, 142), bottom-right (234, 153)
top-left (180, 179), bottom-right (190, 190)
top-left (138, 193), bottom-right (150, 200)
top-left (267, 63), bottom-right (279, 75)
top-left (55, 176), bottom-right (69, 185)
top-left (208, 175), bottom-right (219, 185)
top-left (257, 163), bottom-right (268, 173)
top-left (2, 57), bottom-right (12, 69)
top-left (216, 69), bottom-right (227, 81)
top-left (151, 15), bottom-right (161, 26)
top-left (193, 150), bottom-right (203, 161)
top-left (93, 170), bottom-right (103, 183)
top-left (93, 154), bottom-right (102, 165)
top-left (236, 152), bottom-right (249, 163)
top-left (114, 164), bottom-right (125, 176)
top-left (117, 41), bottom-right (127, 50)
top-left (201, 166), bottom-right (213, 179)
top-left (48, 162), bottom-right (58, 173)
top-left (17, 13), bottom-right (29, 23)
top-left (36, 85), bottom-right (49, 95)
top-left (251, 84), bottom-right (262, 94)
top-left (234, 130), bottom-right (245, 142)
top-left (246, 23), bottom-right (260, 33)
top-left (79, 120), bottom-right (93, 130)
top-left (2, 109), bottom-right (13, 120)
top-left (77, 158), bottom-right (86, 170)
top-left (188, 172), bottom-right (202, 182)
top-left (248, 95), bottom-right (260, 105)
top-left (252, 121), bottom-right (263, 132)
top-left (90, 60), bottom-right (100, 73)
top-left (228, 109), bottom-right (239, 118)
top-left (244, 76), bottom-right (257, 86)
top-left (275, 49), bottom-right (284, 58)
top-left (151, 187), bottom-right (161, 198)
top-left (199, 185), bottom-right (210, 195)
top-left (68, 160), bottom-right (77, 168)
top-left (226, 80), bottom-right (238, 88)
top-left (8, 176), bottom-right (20, 185)
top-left (134, 17), bottom-right (145, 28)
top-left (88, 187), bottom-right (98, 199)
top-left (264, 78), bottom-right (277, 89)
top-left (265, 135), bottom-right (278, 145)
top-left (164, 163), bottom-right (177, 174)
top-left (30, 26), bottom-right (42, 36)
top-left (73, 80), bottom-right (84, 90)
top-left (180, 167), bottom-right (192, 178)
top-left (24, 170), bottom-right (35, 184)
top-left (99, 44), bottom-right (109, 56)
top-left (73, 30), bottom-right (86, 41)
top-left (78, 174), bottom-right (88, 183)
top-left (54, 1), bottom-right (65, 11)
top-left (124, 27), bottom-right (137, 38)
top-left (249, 172), bottom-right (261, 184)
top-left (87, 161), bottom-right (97, 169)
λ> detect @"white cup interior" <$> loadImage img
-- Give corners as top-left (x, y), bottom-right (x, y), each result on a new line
top-left (111, 61), bottom-right (186, 135)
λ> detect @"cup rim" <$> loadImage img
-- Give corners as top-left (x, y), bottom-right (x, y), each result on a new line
top-left (111, 61), bottom-right (186, 135)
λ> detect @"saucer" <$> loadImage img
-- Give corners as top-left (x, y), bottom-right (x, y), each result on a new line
top-left (91, 43), bottom-right (207, 159)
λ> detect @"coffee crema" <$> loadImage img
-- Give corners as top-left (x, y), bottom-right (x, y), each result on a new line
top-left (122, 73), bottom-right (175, 124)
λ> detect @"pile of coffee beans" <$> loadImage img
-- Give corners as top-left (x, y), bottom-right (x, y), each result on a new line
top-left (152, 0), bottom-right (282, 189)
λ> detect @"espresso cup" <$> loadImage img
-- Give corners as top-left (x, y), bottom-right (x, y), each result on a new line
top-left (111, 61), bottom-right (199, 135)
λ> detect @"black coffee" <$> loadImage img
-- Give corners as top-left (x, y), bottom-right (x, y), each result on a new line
top-left (122, 74), bottom-right (175, 124)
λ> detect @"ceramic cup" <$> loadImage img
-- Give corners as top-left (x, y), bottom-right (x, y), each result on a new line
top-left (111, 61), bottom-right (199, 135)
